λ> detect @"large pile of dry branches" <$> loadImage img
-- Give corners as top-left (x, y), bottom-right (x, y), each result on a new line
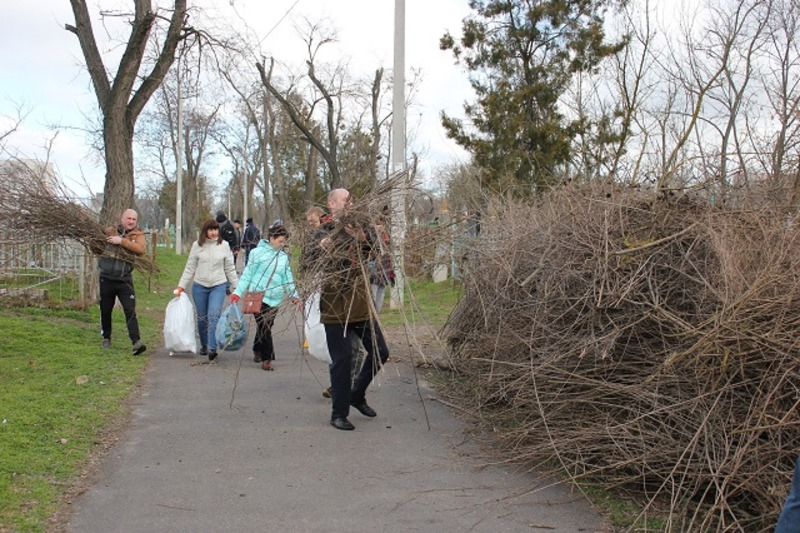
top-left (443, 184), bottom-right (800, 531)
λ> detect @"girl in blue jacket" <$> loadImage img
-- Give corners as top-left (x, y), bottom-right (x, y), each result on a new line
top-left (231, 224), bottom-right (298, 370)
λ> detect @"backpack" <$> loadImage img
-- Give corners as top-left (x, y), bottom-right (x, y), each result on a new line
top-left (220, 220), bottom-right (237, 249)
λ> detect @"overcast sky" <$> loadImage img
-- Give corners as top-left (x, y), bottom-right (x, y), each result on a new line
top-left (0, 0), bottom-right (473, 196)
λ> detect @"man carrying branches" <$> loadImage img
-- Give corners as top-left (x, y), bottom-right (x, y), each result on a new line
top-left (99, 209), bottom-right (147, 355)
top-left (312, 188), bottom-right (390, 431)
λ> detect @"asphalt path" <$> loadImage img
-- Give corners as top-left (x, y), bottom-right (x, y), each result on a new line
top-left (66, 307), bottom-right (608, 532)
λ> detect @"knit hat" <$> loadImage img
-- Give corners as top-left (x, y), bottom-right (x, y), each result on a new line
top-left (215, 211), bottom-right (227, 223)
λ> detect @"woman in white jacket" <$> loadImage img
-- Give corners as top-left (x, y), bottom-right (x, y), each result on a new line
top-left (176, 218), bottom-right (239, 360)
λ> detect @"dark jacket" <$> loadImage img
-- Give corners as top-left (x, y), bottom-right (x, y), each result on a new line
top-left (219, 219), bottom-right (237, 252)
top-left (312, 218), bottom-right (375, 325)
top-left (98, 225), bottom-right (146, 281)
top-left (242, 222), bottom-right (261, 251)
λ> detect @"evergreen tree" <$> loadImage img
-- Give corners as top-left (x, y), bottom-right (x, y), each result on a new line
top-left (441, 0), bottom-right (626, 195)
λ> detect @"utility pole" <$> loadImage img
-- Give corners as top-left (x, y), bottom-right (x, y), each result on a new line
top-left (175, 58), bottom-right (183, 255)
top-left (389, 0), bottom-right (406, 309)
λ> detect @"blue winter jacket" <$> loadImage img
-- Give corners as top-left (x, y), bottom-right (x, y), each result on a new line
top-left (234, 240), bottom-right (298, 307)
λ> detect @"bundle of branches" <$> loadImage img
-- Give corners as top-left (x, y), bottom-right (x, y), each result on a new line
top-left (443, 184), bottom-right (800, 531)
top-left (296, 174), bottom-right (406, 301)
top-left (0, 163), bottom-right (157, 274)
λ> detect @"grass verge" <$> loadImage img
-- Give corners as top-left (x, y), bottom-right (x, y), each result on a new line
top-left (378, 278), bottom-right (462, 328)
top-left (0, 251), bottom-right (185, 532)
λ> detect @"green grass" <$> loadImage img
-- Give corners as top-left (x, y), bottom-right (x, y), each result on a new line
top-left (378, 278), bottom-right (462, 328)
top-left (0, 250), bottom-right (185, 532)
top-left (581, 484), bottom-right (671, 531)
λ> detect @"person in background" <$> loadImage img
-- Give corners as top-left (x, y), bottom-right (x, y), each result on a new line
top-left (306, 206), bottom-right (324, 228)
top-left (232, 219), bottom-right (243, 265)
top-left (216, 211), bottom-right (238, 256)
top-left (368, 216), bottom-right (394, 312)
top-left (232, 223), bottom-right (299, 371)
top-left (242, 217), bottom-right (261, 265)
top-left (99, 208), bottom-right (147, 355)
top-left (311, 188), bottom-right (390, 431)
top-left (776, 454), bottom-right (800, 532)
top-left (175, 218), bottom-right (239, 361)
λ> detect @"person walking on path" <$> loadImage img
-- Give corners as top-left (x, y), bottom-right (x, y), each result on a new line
top-left (231, 223), bottom-right (299, 371)
top-left (311, 188), bottom-right (390, 430)
top-left (232, 219), bottom-right (243, 265)
top-left (242, 217), bottom-right (261, 265)
top-left (99, 208), bottom-right (148, 355)
top-left (175, 218), bottom-right (239, 361)
top-left (215, 211), bottom-right (238, 256)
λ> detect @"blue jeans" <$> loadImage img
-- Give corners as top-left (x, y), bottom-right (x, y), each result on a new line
top-left (776, 455), bottom-right (800, 533)
top-left (192, 283), bottom-right (227, 351)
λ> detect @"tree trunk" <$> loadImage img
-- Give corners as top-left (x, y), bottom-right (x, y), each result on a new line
top-left (101, 116), bottom-right (135, 224)
top-left (305, 128), bottom-right (320, 206)
top-left (67, 0), bottom-right (187, 225)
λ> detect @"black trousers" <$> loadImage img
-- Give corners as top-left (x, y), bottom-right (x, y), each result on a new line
top-left (99, 276), bottom-right (141, 343)
top-left (253, 303), bottom-right (279, 361)
top-left (325, 321), bottom-right (389, 419)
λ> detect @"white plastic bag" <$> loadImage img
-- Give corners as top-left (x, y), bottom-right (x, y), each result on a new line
top-left (163, 293), bottom-right (197, 353)
top-left (304, 292), bottom-right (331, 364)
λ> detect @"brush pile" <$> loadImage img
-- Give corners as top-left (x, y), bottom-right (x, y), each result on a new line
top-left (0, 163), bottom-right (157, 274)
top-left (443, 184), bottom-right (800, 531)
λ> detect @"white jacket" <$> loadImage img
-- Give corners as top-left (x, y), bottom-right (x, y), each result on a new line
top-left (178, 240), bottom-right (238, 290)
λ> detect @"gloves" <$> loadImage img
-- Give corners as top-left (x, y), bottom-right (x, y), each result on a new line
top-left (174, 287), bottom-right (184, 295)
top-left (230, 294), bottom-right (240, 303)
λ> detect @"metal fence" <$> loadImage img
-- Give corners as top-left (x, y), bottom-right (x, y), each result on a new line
top-left (0, 238), bottom-right (94, 302)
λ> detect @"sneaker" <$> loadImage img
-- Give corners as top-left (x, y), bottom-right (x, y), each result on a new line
top-left (101, 338), bottom-right (111, 349)
top-left (208, 350), bottom-right (218, 361)
top-left (322, 387), bottom-right (332, 399)
top-left (199, 346), bottom-right (208, 356)
top-left (132, 341), bottom-right (146, 356)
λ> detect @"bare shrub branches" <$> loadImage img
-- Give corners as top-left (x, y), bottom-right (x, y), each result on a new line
top-left (444, 184), bottom-right (799, 530)
top-left (0, 161), bottom-right (156, 274)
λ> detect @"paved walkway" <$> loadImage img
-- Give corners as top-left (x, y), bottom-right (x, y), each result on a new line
top-left (66, 309), bottom-right (608, 532)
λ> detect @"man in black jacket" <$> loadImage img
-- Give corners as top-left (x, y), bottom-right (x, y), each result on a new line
top-left (242, 218), bottom-right (261, 265)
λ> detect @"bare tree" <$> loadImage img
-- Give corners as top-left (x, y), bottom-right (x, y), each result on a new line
top-left (65, 0), bottom-right (188, 224)
top-left (138, 63), bottom-right (221, 244)
top-left (760, 0), bottom-right (800, 203)
top-left (256, 22), bottom-right (346, 189)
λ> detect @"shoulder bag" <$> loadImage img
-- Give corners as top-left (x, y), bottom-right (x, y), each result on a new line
top-left (241, 256), bottom-right (279, 314)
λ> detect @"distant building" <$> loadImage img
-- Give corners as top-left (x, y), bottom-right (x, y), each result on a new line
top-left (0, 159), bottom-right (57, 193)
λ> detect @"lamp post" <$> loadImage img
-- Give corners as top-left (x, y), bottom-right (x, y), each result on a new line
top-left (389, 0), bottom-right (406, 309)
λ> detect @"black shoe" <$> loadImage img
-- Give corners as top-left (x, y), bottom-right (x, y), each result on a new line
top-left (199, 346), bottom-right (208, 356)
top-left (132, 341), bottom-right (146, 356)
top-left (208, 350), bottom-right (218, 361)
top-left (330, 417), bottom-right (355, 431)
top-left (350, 401), bottom-right (376, 418)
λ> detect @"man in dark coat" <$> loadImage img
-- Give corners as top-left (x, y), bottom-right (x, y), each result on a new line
top-left (311, 188), bottom-right (390, 431)
top-left (242, 217), bottom-right (261, 265)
